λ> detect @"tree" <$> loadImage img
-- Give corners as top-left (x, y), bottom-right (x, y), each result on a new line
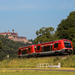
top-left (72, 34), bottom-right (75, 53)
top-left (0, 35), bottom-right (32, 61)
top-left (0, 51), bottom-right (6, 61)
top-left (34, 27), bottom-right (55, 44)
top-left (36, 27), bottom-right (46, 36)
top-left (28, 39), bottom-right (34, 44)
top-left (57, 11), bottom-right (75, 40)
top-left (0, 39), bottom-right (2, 52)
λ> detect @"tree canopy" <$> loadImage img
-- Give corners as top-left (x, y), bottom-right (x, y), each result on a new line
top-left (0, 39), bottom-right (2, 51)
top-left (57, 11), bottom-right (75, 41)
top-left (34, 27), bottom-right (58, 44)
top-left (0, 35), bottom-right (32, 61)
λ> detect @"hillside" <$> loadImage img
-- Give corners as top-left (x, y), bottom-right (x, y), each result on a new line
top-left (0, 35), bottom-right (32, 61)
top-left (0, 55), bottom-right (75, 68)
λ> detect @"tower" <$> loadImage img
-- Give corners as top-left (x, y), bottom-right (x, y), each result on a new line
top-left (12, 29), bottom-right (14, 33)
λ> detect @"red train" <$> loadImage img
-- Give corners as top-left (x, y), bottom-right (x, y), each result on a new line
top-left (18, 39), bottom-right (73, 58)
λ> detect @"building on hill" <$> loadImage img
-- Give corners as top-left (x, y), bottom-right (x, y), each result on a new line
top-left (0, 30), bottom-right (32, 44)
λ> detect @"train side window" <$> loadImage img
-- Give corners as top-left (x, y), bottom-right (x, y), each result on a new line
top-left (37, 46), bottom-right (40, 50)
top-left (28, 48), bottom-right (31, 52)
top-left (22, 50), bottom-right (27, 54)
top-left (44, 46), bottom-right (50, 52)
top-left (54, 43), bottom-right (58, 48)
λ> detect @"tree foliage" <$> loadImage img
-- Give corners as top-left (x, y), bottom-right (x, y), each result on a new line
top-left (34, 27), bottom-right (58, 44)
top-left (0, 35), bottom-right (32, 61)
top-left (57, 11), bottom-right (75, 40)
top-left (72, 34), bottom-right (75, 53)
top-left (0, 39), bottom-right (2, 52)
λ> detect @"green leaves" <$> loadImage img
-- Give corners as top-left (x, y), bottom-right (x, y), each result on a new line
top-left (72, 34), bottom-right (75, 53)
top-left (0, 39), bottom-right (2, 52)
top-left (57, 11), bottom-right (75, 40)
top-left (34, 27), bottom-right (55, 44)
top-left (0, 35), bottom-right (32, 61)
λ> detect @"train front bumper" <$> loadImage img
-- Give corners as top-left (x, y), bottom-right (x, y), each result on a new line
top-left (60, 49), bottom-right (73, 54)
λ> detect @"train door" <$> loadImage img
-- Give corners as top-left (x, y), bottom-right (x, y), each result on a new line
top-left (18, 49), bottom-right (21, 54)
top-left (36, 45), bottom-right (41, 52)
top-left (28, 47), bottom-right (31, 54)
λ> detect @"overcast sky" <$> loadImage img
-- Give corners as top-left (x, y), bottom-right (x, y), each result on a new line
top-left (0, 0), bottom-right (75, 39)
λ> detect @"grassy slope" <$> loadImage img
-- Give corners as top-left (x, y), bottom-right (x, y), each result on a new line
top-left (0, 55), bottom-right (75, 68)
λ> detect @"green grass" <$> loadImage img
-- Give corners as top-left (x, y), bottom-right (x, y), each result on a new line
top-left (0, 70), bottom-right (75, 75)
top-left (0, 54), bottom-right (75, 68)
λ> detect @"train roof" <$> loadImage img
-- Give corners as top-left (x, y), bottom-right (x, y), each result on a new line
top-left (19, 39), bottom-right (71, 49)
top-left (19, 44), bottom-right (36, 49)
top-left (37, 39), bottom-right (71, 45)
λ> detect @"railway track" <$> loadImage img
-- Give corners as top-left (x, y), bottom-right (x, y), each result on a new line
top-left (34, 53), bottom-right (71, 59)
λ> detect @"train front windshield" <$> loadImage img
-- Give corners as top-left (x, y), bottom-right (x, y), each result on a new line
top-left (64, 41), bottom-right (72, 48)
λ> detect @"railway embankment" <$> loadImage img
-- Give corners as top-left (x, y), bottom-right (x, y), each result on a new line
top-left (0, 54), bottom-right (75, 69)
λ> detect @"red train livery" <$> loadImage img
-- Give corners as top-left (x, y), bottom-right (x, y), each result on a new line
top-left (18, 39), bottom-right (73, 58)
top-left (18, 45), bottom-right (36, 58)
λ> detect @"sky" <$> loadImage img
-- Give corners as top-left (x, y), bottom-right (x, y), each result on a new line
top-left (0, 0), bottom-right (75, 40)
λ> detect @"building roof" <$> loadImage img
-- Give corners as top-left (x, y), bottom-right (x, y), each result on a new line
top-left (16, 37), bottom-right (26, 39)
